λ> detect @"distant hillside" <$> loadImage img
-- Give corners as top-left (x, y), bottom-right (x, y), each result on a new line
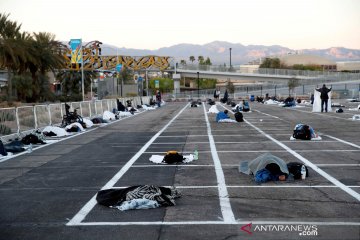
top-left (97, 41), bottom-right (360, 65)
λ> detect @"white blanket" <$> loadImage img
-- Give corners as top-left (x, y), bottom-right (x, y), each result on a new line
top-left (82, 118), bottom-right (94, 128)
top-left (218, 118), bottom-right (237, 123)
top-left (64, 122), bottom-right (85, 132)
top-left (208, 105), bottom-right (219, 114)
top-left (149, 154), bottom-right (195, 164)
top-left (42, 126), bottom-right (69, 137)
top-left (103, 111), bottom-right (116, 120)
top-left (313, 90), bottom-right (332, 112)
top-left (290, 136), bottom-right (322, 141)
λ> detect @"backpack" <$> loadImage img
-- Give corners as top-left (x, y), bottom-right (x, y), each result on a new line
top-left (163, 151), bottom-right (184, 164)
top-left (293, 124), bottom-right (311, 140)
top-left (234, 112), bottom-right (243, 122)
top-left (287, 162), bottom-right (309, 179)
top-left (336, 108), bottom-right (343, 113)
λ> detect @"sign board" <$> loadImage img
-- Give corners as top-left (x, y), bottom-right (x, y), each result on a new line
top-left (173, 74), bottom-right (181, 79)
top-left (69, 39), bottom-right (82, 64)
top-left (155, 80), bottom-right (159, 89)
top-left (116, 64), bottom-right (122, 72)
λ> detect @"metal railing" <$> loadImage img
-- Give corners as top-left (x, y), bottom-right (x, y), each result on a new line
top-left (166, 82), bottom-right (360, 101)
top-left (177, 65), bottom-right (360, 83)
top-left (0, 96), bottom-right (151, 140)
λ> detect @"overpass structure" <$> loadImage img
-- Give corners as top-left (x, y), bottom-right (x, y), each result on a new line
top-left (171, 65), bottom-right (360, 98)
top-left (175, 65), bottom-right (360, 85)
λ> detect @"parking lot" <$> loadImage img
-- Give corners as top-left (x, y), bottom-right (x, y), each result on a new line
top-left (0, 101), bottom-right (359, 240)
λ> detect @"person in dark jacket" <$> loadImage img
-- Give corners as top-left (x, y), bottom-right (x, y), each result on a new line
top-left (316, 84), bottom-right (332, 112)
top-left (156, 90), bottom-right (162, 107)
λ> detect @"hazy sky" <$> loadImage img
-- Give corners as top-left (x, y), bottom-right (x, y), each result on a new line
top-left (1, 0), bottom-right (359, 50)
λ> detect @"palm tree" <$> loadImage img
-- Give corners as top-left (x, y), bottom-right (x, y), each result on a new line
top-left (0, 13), bottom-right (23, 99)
top-left (197, 56), bottom-right (204, 64)
top-left (189, 56), bottom-right (195, 63)
top-left (27, 32), bottom-right (66, 101)
top-left (180, 59), bottom-right (186, 65)
top-left (57, 70), bottom-right (96, 99)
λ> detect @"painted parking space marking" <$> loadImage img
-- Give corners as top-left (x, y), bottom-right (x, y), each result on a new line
top-left (67, 103), bottom-right (190, 226)
top-left (202, 103), bottom-right (236, 223)
top-left (221, 105), bottom-right (360, 201)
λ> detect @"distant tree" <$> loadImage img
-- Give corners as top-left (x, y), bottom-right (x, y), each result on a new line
top-left (259, 58), bottom-right (281, 68)
top-left (120, 66), bottom-right (133, 84)
top-left (189, 56), bottom-right (195, 63)
top-left (56, 70), bottom-right (96, 97)
top-left (203, 57), bottom-right (212, 65)
top-left (197, 56), bottom-right (204, 64)
top-left (149, 77), bottom-right (173, 93)
top-left (180, 59), bottom-right (186, 65)
top-left (199, 78), bottom-right (216, 89)
top-left (292, 64), bottom-right (323, 71)
top-left (0, 13), bottom-right (23, 99)
top-left (226, 80), bottom-right (235, 94)
top-left (288, 77), bottom-right (300, 96)
top-left (12, 73), bottom-right (33, 102)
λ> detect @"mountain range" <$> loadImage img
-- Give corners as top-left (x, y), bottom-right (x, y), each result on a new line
top-left (100, 41), bottom-right (360, 65)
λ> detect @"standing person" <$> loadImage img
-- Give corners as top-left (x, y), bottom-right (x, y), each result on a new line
top-left (213, 89), bottom-right (220, 101)
top-left (156, 90), bottom-right (162, 107)
top-left (315, 84), bottom-right (332, 112)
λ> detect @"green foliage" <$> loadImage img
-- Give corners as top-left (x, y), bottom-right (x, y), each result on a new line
top-left (56, 70), bottom-right (95, 97)
top-left (226, 81), bottom-right (235, 93)
top-left (292, 64), bottom-right (323, 71)
top-left (0, 13), bottom-right (66, 102)
top-left (288, 77), bottom-right (300, 96)
top-left (121, 66), bottom-right (133, 84)
top-left (0, 111), bottom-right (15, 122)
top-left (198, 78), bottom-right (216, 89)
top-left (12, 74), bottom-right (33, 101)
top-left (180, 60), bottom-right (186, 65)
top-left (189, 56), bottom-right (195, 63)
top-left (259, 58), bottom-right (281, 68)
top-left (149, 77), bottom-right (174, 94)
top-left (0, 124), bottom-right (11, 135)
top-left (197, 56), bottom-right (204, 64)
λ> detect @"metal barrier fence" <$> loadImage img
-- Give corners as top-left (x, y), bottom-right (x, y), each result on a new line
top-left (166, 82), bottom-right (360, 101)
top-left (0, 96), bottom-right (151, 140)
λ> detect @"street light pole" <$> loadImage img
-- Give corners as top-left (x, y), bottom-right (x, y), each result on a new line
top-left (229, 47), bottom-right (232, 70)
top-left (197, 71), bottom-right (200, 98)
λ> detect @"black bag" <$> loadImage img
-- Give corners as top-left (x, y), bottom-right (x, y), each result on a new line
top-left (191, 101), bottom-right (198, 107)
top-left (0, 140), bottom-right (8, 156)
top-left (21, 134), bottom-right (46, 145)
top-left (96, 186), bottom-right (139, 207)
top-left (287, 162), bottom-right (309, 179)
top-left (163, 151), bottom-right (184, 164)
top-left (336, 108), bottom-right (343, 113)
top-left (234, 112), bottom-right (243, 122)
top-left (293, 125), bottom-right (311, 140)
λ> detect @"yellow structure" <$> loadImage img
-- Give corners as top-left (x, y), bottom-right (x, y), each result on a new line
top-left (64, 41), bottom-right (171, 71)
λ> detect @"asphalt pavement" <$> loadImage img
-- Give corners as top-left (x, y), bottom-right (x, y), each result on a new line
top-left (0, 100), bottom-right (359, 240)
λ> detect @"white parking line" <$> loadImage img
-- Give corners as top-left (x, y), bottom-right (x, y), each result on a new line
top-left (202, 103), bottom-right (236, 223)
top-left (323, 134), bottom-right (360, 149)
top-left (67, 103), bottom-right (190, 226)
top-left (222, 105), bottom-right (360, 202)
top-left (109, 185), bottom-right (360, 189)
top-left (72, 220), bottom-right (360, 226)
top-left (143, 149), bottom-right (360, 154)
